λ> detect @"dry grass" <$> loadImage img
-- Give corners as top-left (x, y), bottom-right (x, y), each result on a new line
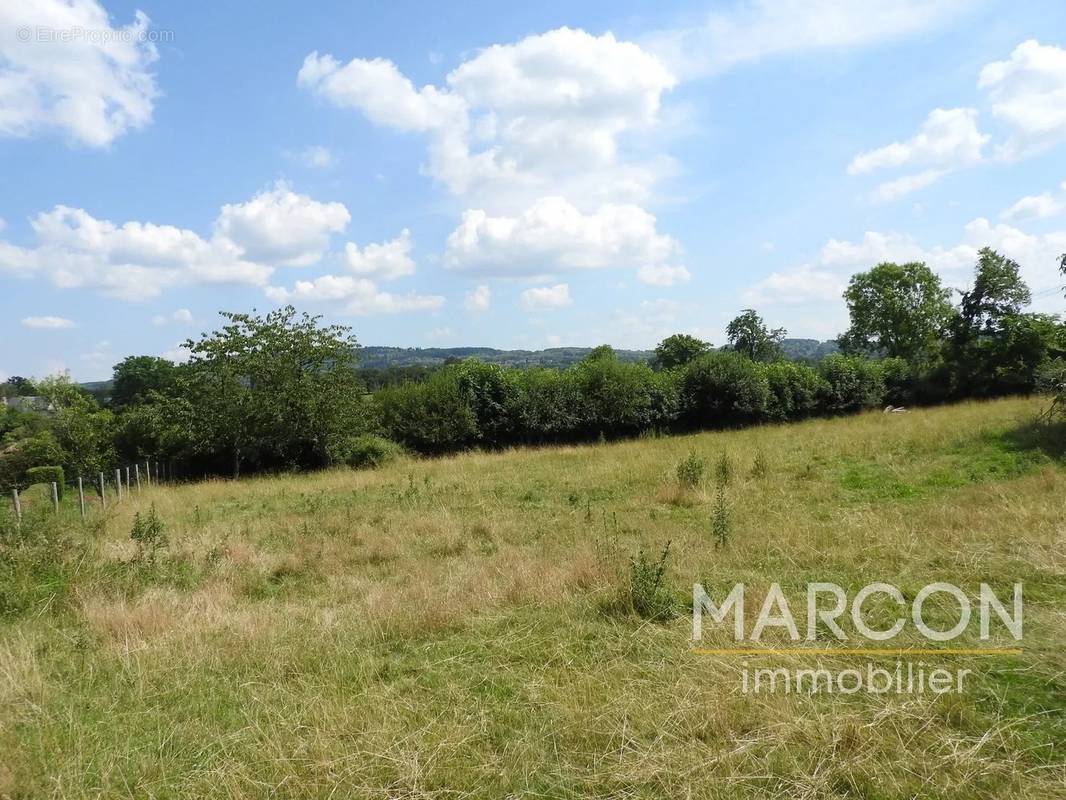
top-left (1, 396), bottom-right (1064, 798)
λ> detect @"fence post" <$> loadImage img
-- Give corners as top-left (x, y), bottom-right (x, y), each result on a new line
top-left (78, 477), bottom-right (86, 520)
top-left (11, 489), bottom-right (20, 525)
top-left (145, 460), bottom-right (151, 487)
top-left (135, 464), bottom-right (141, 492)
top-left (115, 468), bottom-right (122, 501)
top-left (51, 482), bottom-right (59, 514)
top-left (125, 466), bottom-right (131, 495)
top-left (99, 472), bottom-right (107, 510)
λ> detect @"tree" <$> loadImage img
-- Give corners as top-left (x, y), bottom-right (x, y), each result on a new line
top-left (725, 310), bottom-right (785, 362)
top-left (840, 262), bottom-right (953, 365)
top-left (111, 356), bottom-right (179, 408)
top-left (958, 248), bottom-right (1031, 335)
top-left (182, 307), bottom-right (365, 476)
top-left (654, 334), bottom-right (711, 369)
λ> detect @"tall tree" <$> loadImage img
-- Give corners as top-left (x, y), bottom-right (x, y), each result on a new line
top-left (182, 307), bottom-right (365, 477)
top-left (654, 334), bottom-right (711, 369)
top-left (111, 356), bottom-right (179, 408)
top-left (958, 248), bottom-right (1031, 335)
top-left (726, 310), bottom-right (785, 362)
top-left (840, 262), bottom-right (953, 364)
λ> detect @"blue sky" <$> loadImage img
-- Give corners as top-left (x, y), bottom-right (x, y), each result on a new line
top-left (2, 0), bottom-right (1065, 380)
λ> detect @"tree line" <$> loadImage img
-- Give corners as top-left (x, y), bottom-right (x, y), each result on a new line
top-left (1, 248), bottom-right (1063, 485)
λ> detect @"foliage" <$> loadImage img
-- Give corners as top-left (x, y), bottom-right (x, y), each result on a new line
top-left (342, 434), bottom-right (404, 469)
top-left (376, 369), bottom-right (479, 454)
top-left (627, 542), bottom-right (676, 621)
top-left (654, 334), bottom-right (711, 369)
top-left (180, 307), bottom-right (366, 475)
top-left (711, 483), bottom-right (731, 547)
top-left (25, 466), bottom-right (65, 499)
top-left (726, 309), bottom-right (786, 362)
top-left (130, 505), bottom-right (168, 561)
top-left (958, 248), bottom-right (1032, 335)
top-left (110, 356), bottom-right (179, 408)
top-left (680, 351), bottom-right (771, 427)
top-left (819, 354), bottom-right (886, 413)
top-left (676, 451), bottom-right (705, 488)
top-left (714, 452), bottom-right (734, 486)
top-left (840, 262), bottom-right (954, 365)
top-left (762, 360), bottom-right (826, 421)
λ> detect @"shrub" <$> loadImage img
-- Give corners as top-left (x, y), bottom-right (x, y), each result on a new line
top-left (24, 465), bottom-right (64, 499)
top-left (763, 361), bottom-right (826, 421)
top-left (879, 357), bottom-right (914, 406)
top-left (818, 354), bottom-right (886, 414)
top-left (513, 368), bottom-right (585, 443)
top-left (711, 484), bottom-right (732, 547)
top-left (676, 451), bottom-right (705, 488)
top-left (570, 354), bottom-right (664, 439)
top-left (343, 434), bottom-right (403, 469)
top-left (715, 452), bottom-right (734, 486)
top-left (680, 352), bottom-right (771, 427)
top-left (452, 359), bottom-right (521, 447)
top-left (130, 505), bottom-right (168, 561)
top-left (377, 370), bottom-right (479, 454)
top-left (628, 542), bottom-right (676, 621)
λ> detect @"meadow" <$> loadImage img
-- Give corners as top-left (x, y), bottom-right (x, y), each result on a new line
top-left (1, 396), bottom-right (1064, 799)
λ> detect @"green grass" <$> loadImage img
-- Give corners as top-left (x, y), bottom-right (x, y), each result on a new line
top-left (1, 396), bottom-right (1065, 798)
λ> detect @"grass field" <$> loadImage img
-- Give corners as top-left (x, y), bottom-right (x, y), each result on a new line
top-left (2, 396), bottom-right (1065, 798)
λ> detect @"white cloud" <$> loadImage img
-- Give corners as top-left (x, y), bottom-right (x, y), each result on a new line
top-left (300, 145), bottom-right (334, 168)
top-left (636, 263), bottom-right (690, 286)
top-left (1001, 182), bottom-right (1066, 221)
top-left (444, 197), bottom-right (682, 278)
top-left (22, 315), bottom-right (75, 329)
top-left (265, 274), bottom-right (444, 315)
top-left (0, 185), bottom-right (355, 300)
top-left (979, 40), bottom-right (1066, 160)
top-left (214, 181), bottom-right (350, 267)
top-left (848, 108), bottom-right (987, 200)
top-left (464, 284), bottom-right (490, 312)
top-left (521, 283), bottom-right (571, 310)
top-left (299, 28), bottom-right (676, 207)
top-left (0, 0), bottom-right (160, 146)
top-left (645, 0), bottom-right (972, 79)
top-left (154, 308), bottom-right (194, 325)
top-left (344, 229), bottom-right (415, 279)
top-left (744, 266), bottom-right (847, 306)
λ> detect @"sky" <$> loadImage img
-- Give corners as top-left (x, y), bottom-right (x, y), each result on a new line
top-left (1, 0), bottom-right (1065, 381)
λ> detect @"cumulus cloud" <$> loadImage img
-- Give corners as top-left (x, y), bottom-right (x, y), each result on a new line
top-left (22, 315), bottom-right (75, 329)
top-left (264, 274), bottom-right (444, 316)
top-left (979, 40), bottom-right (1066, 160)
top-left (214, 181), bottom-right (350, 267)
top-left (0, 0), bottom-right (160, 146)
top-left (153, 308), bottom-right (194, 326)
top-left (1001, 182), bottom-right (1066, 221)
top-left (444, 197), bottom-right (682, 282)
top-left (521, 283), bottom-right (572, 310)
top-left (344, 229), bottom-right (415, 279)
top-left (0, 185), bottom-right (352, 300)
top-left (464, 284), bottom-right (490, 312)
top-left (848, 108), bottom-right (988, 200)
top-left (645, 0), bottom-right (973, 79)
top-left (299, 28), bottom-right (676, 207)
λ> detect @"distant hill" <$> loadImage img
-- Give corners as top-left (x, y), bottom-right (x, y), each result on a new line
top-left (356, 339), bottom-right (839, 369)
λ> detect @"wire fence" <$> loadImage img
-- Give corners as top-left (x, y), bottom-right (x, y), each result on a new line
top-left (8, 459), bottom-right (175, 526)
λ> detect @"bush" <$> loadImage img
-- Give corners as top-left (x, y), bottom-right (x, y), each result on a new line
top-left (130, 505), bottom-right (168, 561)
top-left (819, 354), bottom-right (886, 413)
top-left (570, 354), bottom-right (665, 439)
top-left (676, 451), bottom-right (705, 488)
top-left (680, 352), bottom-right (770, 428)
top-left (377, 370), bottom-right (479, 454)
top-left (24, 465), bottom-right (64, 499)
top-left (763, 361), bottom-right (826, 421)
top-left (628, 542), bottom-right (676, 621)
top-left (513, 368), bottom-right (585, 443)
top-left (879, 357), bottom-right (914, 406)
top-left (452, 359), bottom-right (521, 447)
top-left (343, 434), bottom-right (403, 469)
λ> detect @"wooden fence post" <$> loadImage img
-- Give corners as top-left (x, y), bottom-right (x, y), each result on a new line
top-left (51, 482), bottom-right (59, 514)
top-left (125, 466), bottom-right (131, 494)
top-left (144, 460), bottom-right (151, 487)
top-left (99, 472), bottom-right (107, 510)
top-left (78, 477), bottom-right (86, 520)
top-left (115, 468), bottom-right (122, 500)
top-left (135, 464), bottom-right (141, 492)
top-left (11, 489), bottom-right (20, 525)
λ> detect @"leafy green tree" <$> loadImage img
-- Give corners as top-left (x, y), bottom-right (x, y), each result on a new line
top-left (726, 310), bottom-right (786, 362)
top-left (111, 356), bottom-right (179, 408)
top-left (33, 376), bottom-right (115, 479)
top-left (654, 334), bottom-right (711, 369)
top-left (958, 248), bottom-right (1031, 335)
top-left (181, 307), bottom-right (365, 476)
top-left (840, 262), bottom-right (953, 365)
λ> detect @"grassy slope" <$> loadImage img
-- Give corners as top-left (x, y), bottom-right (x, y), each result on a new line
top-left (1, 397), bottom-right (1065, 799)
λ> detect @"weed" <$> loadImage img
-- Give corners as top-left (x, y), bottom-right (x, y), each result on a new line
top-left (676, 451), bottom-right (706, 488)
top-left (711, 484), bottom-right (731, 547)
top-left (130, 505), bottom-right (168, 562)
top-left (627, 541), bottom-right (676, 621)
top-left (751, 449), bottom-right (768, 479)
top-left (715, 452), bottom-right (734, 486)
